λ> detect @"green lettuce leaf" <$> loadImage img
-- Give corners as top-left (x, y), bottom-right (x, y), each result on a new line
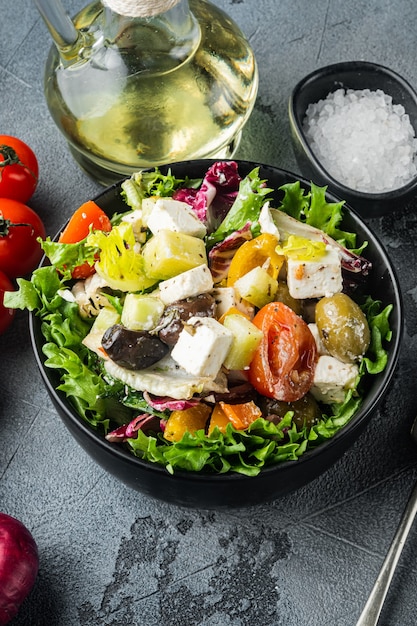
top-left (40, 238), bottom-right (98, 280)
top-left (4, 266), bottom-right (67, 314)
top-left (361, 298), bottom-right (393, 374)
top-left (43, 343), bottom-right (108, 429)
top-left (121, 168), bottom-right (200, 209)
top-left (206, 167), bottom-right (273, 249)
top-left (279, 181), bottom-right (357, 248)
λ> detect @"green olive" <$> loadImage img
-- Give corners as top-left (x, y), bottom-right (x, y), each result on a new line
top-left (260, 394), bottom-right (322, 430)
top-left (315, 292), bottom-right (370, 363)
top-left (275, 281), bottom-right (302, 315)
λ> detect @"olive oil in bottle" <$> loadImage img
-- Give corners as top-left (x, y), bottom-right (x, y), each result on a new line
top-left (36, 0), bottom-right (258, 185)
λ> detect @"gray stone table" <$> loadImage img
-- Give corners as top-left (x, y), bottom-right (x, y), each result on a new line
top-left (1, 1), bottom-right (417, 625)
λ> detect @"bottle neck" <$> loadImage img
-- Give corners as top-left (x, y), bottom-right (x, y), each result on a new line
top-left (100, 0), bottom-right (201, 73)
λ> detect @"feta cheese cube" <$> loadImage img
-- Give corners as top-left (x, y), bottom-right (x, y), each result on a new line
top-left (171, 316), bottom-right (233, 378)
top-left (211, 287), bottom-right (237, 318)
top-left (287, 245), bottom-right (342, 299)
top-left (159, 264), bottom-right (213, 305)
top-left (310, 355), bottom-right (358, 404)
top-left (147, 198), bottom-right (207, 238)
top-left (211, 287), bottom-right (254, 319)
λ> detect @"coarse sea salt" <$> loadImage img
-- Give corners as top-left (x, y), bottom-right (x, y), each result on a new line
top-left (303, 88), bottom-right (417, 193)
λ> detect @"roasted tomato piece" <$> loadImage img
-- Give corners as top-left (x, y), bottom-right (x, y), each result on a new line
top-left (248, 302), bottom-right (317, 402)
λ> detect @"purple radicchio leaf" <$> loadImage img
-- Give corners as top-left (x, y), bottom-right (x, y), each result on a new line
top-left (172, 160), bottom-right (241, 230)
top-left (105, 413), bottom-right (162, 442)
top-left (143, 391), bottom-right (201, 411)
top-left (208, 224), bottom-right (253, 283)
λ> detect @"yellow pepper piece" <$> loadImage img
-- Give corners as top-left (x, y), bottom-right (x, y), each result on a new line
top-left (164, 404), bottom-right (212, 442)
top-left (217, 306), bottom-right (251, 324)
top-left (226, 233), bottom-right (284, 286)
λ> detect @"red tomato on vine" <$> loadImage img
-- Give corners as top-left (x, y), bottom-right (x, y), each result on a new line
top-left (0, 199), bottom-right (46, 279)
top-left (0, 135), bottom-right (39, 203)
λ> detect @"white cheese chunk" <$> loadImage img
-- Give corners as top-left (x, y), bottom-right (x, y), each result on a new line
top-left (171, 316), bottom-right (233, 378)
top-left (311, 355), bottom-right (358, 404)
top-left (159, 264), bottom-right (213, 305)
top-left (147, 198), bottom-right (207, 238)
top-left (211, 287), bottom-right (237, 318)
top-left (287, 245), bottom-right (342, 299)
top-left (121, 209), bottom-right (147, 243)
top-left (259, 201), bottom-right (280, 239)
top-left (211, 287), bottom-right (254, 319)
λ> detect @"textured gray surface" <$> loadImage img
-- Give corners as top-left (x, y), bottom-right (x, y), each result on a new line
top-left (1, 1), bottom-right (417, 625)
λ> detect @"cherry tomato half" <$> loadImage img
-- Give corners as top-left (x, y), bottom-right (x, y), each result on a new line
top-left (59, 200), bottom-right (112, 279)
top-left (0, 135), bottom-right (39, 203)
top-left (0, 199), bottom-right (46, 279)
top-left (248, 302), bottom-right (318, 402)
top-left (0, 270), bottom-right (16, 334)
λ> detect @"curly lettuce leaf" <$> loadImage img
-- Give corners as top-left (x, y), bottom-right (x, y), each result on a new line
top-left (43, 343), bottom-right (108, 429)
top-left (279, 181), bottom-right (357, 248)
top-left (40, 238), bottom-right (98, 280)
top-left (126, 402), bottom-right (365, 476)
top-left (4, 266), bottom-right (68, 314)
top-left (121, 168), bottom-right (200, 210)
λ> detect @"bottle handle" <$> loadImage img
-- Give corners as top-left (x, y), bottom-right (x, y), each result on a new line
top-left (33, 0), bottom-right (78, 48)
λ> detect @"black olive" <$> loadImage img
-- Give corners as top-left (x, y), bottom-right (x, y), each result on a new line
top-left (102, 324), bottom-right (169, 370)
top-left (158, 293), bottom-right (216, 345)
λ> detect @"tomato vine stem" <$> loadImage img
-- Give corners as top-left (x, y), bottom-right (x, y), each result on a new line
top-left (0, 217), bottom-right (34, 237)
top-left (0, 144), bottom-right (38, 183)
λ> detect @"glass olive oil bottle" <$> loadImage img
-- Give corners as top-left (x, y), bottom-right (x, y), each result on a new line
top-left (35, 0), bottom-right (258, 185)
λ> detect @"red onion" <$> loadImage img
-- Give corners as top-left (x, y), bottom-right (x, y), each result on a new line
top-left (0, 513), bottom-right (39, 625)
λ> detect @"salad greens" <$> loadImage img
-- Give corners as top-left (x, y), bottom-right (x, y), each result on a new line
top-left (6, 163), bottom-right (393, 476)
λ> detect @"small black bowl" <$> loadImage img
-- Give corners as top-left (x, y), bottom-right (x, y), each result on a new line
top-left (289, 61), bottom-right (417, 218)
top-left (29, 160), bottom-right (403, 508)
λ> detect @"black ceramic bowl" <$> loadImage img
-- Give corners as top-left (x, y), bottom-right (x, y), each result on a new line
top-left (289, 61), bottom-right (417, 218)
top-left (29, 160), bottom-right (403, 509)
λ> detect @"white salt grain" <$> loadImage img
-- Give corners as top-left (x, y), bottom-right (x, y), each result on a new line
top-left (303, 88), bottom-right (417, 193)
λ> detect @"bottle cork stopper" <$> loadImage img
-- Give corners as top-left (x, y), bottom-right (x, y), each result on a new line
top-left (101, 0), bottom-right (182, 17)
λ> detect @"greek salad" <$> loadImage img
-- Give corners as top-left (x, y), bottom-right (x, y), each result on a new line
top-left (7, 162), bottom-right (393, 476)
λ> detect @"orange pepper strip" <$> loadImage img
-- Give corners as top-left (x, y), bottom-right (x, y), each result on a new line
top-left (219, 400), bottom-right (262, 430)
top-left (59, 200), bottom-right (112, 243)
top-left (59, 200), bottom-right (112, 279)
top-left (207, 404), bottom-right (231, 435)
